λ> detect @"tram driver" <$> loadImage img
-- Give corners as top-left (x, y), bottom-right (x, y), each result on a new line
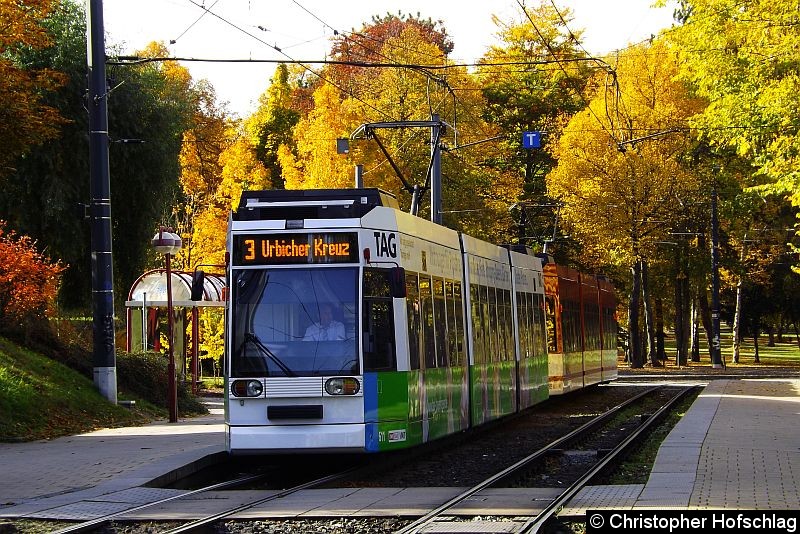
top-left (303, 303), bottom-right (346, 341)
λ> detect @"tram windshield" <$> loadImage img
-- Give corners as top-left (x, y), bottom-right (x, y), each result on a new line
top-left (231, 267), bottom-right (358, 377)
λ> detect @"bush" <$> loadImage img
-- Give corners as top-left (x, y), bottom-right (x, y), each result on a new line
top-left (117, 351), bottom-right (206, 415)
top-left (0, 222), bottom-right (65, 331)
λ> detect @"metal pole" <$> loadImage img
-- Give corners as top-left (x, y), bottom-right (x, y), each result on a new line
top-left (430, 114), bottom-right (442, 225)
top-left (142, 292), bottom-right (147, 351)
top-left (87, 0), bottom-right (117, 403)
top-left (166, 254), bottom-right (178, 421)
top-left (354, 164), bottom-right (364, 188)
top-left (191, 307), bottom-right (199, 395)
top-left (710, 174), bottom-right (723, 368)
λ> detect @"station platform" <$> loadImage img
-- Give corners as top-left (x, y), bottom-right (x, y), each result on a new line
top-left (0, 397), bottom-right (225, 518)
top-left (0, 379), bottom-right (798, 523)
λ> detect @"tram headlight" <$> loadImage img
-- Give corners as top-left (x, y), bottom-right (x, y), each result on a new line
top-left (325, 377), bottom-right (360, 396)
top-left (232, 379), bottom-right (264, 397)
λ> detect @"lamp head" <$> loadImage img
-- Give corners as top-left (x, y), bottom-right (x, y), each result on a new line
top-left (152, 227), bottom-right (182, 255)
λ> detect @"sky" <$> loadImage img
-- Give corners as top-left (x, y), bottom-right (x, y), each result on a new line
top-left (102, 0), bottom-right (676, 117)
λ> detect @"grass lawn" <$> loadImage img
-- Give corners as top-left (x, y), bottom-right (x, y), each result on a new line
top-left (0, 337), bottom-right (159, 441)
top-left (621, 329), bottom-right (799, 372)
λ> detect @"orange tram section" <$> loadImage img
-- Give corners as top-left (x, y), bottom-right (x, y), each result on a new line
top-left (542, 260), bottom-right (618, 395)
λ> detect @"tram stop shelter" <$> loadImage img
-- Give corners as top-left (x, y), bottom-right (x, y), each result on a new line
top-left (125, 269), bottom-right (225, 389)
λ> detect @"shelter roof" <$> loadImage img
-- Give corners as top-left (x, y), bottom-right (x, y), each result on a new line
top-left (125, 269), bottom-right (225, 308)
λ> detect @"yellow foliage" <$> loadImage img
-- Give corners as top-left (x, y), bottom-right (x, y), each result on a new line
top-left (217, 132), bottom-right (270, 209)
top-left (548, 40), bottom-right (706, 267)
top-left (281, 83), bottom-right (358, 190)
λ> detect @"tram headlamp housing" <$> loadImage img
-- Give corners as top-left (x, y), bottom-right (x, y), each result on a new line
top-left (232, 379), bottom-right (264, 397)
top-left (325, 377), bottom-right (360, 396)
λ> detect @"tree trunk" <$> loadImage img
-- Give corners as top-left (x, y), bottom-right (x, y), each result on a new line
top-left (732, 275), bottom-right (744, 364)
top-left (655, 297), bottom-right (666, 362)
top-left (794, 321), bottom-right (800, 349)
top-left (690, 296), bottom-right (700, 362)
top-left (681, 271), bottom-right (691, 363)
top-left (674, 260), bottom-right (690, 365)
top-left (767, 326), bottom-right (775, 347)
top-left (697, 287), bottom-right (714, 362)
top-left (753, 331), bottom-right (761, 363)
top-left (640, 260), bottom-right (660, 367)
top-left (629, 261), bottom-right (644, 368)
top-left (674, 273), bottom-right (685, 365)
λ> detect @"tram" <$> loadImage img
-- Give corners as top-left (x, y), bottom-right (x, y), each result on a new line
top-left (206, 188), bottom-right (616, 454)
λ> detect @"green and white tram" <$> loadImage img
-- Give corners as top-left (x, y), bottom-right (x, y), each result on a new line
top-left (218, 188), bottom-right (607, 454)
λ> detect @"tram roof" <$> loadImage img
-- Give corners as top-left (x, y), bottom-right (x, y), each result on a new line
top-left (235, 188), bottom-right (399, 221)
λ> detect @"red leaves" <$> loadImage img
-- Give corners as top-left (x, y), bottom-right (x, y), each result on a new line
top-left (0, 221), bottom-right (65, 326)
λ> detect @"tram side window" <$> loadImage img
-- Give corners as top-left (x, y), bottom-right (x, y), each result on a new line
top-left (453, 282), bottom-right (465, 366)
top-left (363, 268), bottom-right (397, 372)
top-left (516, 291), bottom-right (529, 360)
top-left (405, 272), bottom-right (421, 371)
top-left (496, 288), bottom-right (506, 362)
top-left (533, 293), bottom-right (547, 361)
top-left (500, 289), bottom-right (512, 362)
top-left (433, 277), bottom-right (448, 367)
top-left (563, 299), bottom-right (581, 354)
top-left (420, 274), bottom-right (436, 369)
top-left (486, 286), bottom-right (498, 363)
top-left (603, 306), bottom-right (616, 351)
top-left (494, 287), bottom-right (507, 363)
top-left (446, 280), bottom-right (458, 367)
top-left (584, 302), bottom-right (599, 352)
top-left (470, 284), bottom-right (485, 365)
top-left (545, 296), bottom-right (558, 353)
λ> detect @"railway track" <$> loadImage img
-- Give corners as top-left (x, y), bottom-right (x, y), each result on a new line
top-left (37, 384), bottom-right (693, 533)
top-left (49, 468), bottom-right (357, 534)
top-left (395, 385), bottom-right (698, 534)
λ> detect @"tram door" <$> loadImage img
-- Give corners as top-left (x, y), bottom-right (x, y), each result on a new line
top-left (362, 268), bottom-right (397, 372)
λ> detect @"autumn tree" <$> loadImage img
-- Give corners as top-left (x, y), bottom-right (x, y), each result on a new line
top-left (0, 0), bottom-right (65, 178)
top-left (278, 17), bottom-right (511, 239)
top-left (0, 8), bottom-right (203, 309)
top-left (328, 11), bottom-right (453, 93)
top-left (479, 1), bottom-right (594, 254)
top-left (721, 194), bottom-right (798, 361)
top-left (0, 221), bottom-right (64, 330)
top-left (278, 82), bottom-right (359, 191)
top-left (176, 115), bottom-right (269, 369)
top-left (667, 0), bottom-right (800, 259)
top-left (547, 39), bottom-right (706, 367)
top-left (247, 64), bottom-right (300, 190)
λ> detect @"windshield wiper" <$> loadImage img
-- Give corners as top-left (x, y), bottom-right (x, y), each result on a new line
top-left (243, 332), bottom-right (297, 377)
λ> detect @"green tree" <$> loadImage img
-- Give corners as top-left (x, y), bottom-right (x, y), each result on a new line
top-left (0, 3), bottom-right (201, 309)
top-left (479, 1), bottom-right (593, 254)
top-left (248, 64), bottom-right (299, 190)
top-left (667, 0), bottom-right (800, 255)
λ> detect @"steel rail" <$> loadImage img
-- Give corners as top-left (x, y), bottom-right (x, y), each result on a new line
top-left (51, 472), bottom-right (269, 534)
top-left (162, 467), bottom-right (358, 533)
top-left (518, 385), bottom-right (699, 533)
top-left (395, 385), bottom-right (662, 534)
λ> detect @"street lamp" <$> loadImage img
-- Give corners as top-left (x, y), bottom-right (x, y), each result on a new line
top-left (151, 227), bottom-right (182, 422)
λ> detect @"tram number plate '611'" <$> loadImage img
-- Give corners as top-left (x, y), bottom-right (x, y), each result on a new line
top-left (378, 429), bottom-right (407, 443)
top-left (234, 233), bottom-right (359, 265)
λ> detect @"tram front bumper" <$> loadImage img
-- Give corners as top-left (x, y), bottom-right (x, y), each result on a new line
top-left (226, 423), bottom-right (366, 454)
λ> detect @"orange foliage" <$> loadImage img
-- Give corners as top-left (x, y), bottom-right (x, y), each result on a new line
top-left (0, 0), bottom-right (66, 177)
top-left (0, 221), bottom-right (65, 326)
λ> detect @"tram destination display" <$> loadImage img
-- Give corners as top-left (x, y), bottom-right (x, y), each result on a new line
top-left (233, 232), bottom-right (359, 265)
